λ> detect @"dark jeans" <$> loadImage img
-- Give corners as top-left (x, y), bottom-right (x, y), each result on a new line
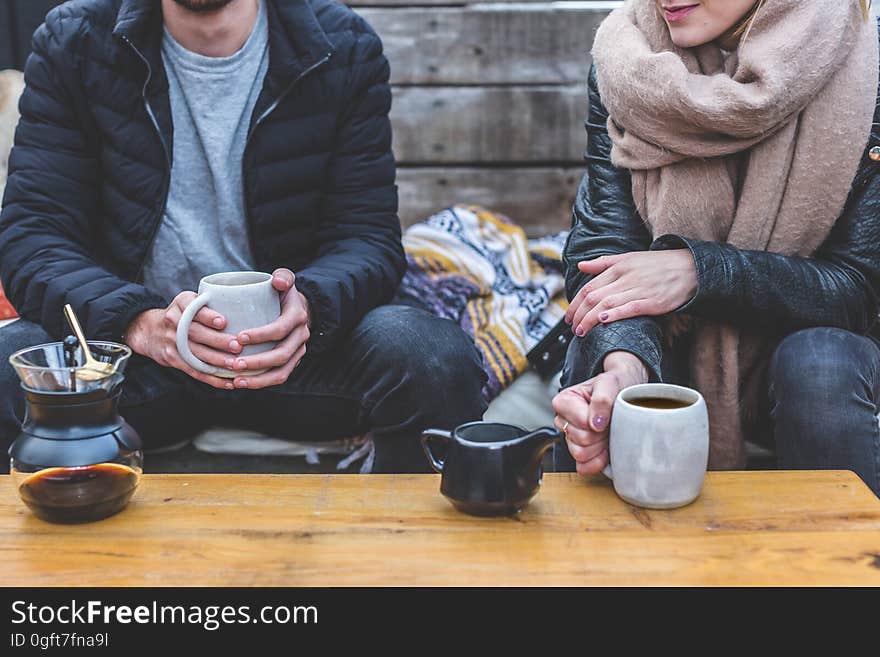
top-left (554, 326), bottom-right (880, 496)
top-left (0, 306), bottom-right (488, 473)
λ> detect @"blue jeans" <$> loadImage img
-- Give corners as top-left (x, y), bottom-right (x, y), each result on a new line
top-left (0, 305), bottom-right (488, 473)
top-left (555, 326), bottom-right (880, 496)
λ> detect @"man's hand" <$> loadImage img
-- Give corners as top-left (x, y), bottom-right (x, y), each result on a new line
top-left (125, 292), bottom-right (243, 390)
top-left (552, 351), bottom-right (648, 475)
top-left (564, 250), bottom-right (697, 338)
top-left (229, 268), bottom-right (311, 390)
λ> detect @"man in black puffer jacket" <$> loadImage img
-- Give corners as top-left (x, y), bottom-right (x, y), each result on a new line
top-left (0, 0), bottom-right (488, 472)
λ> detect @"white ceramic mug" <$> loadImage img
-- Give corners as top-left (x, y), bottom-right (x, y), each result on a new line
top-left (604, 383), bottom-right (709, 509)
top-left (175, 271), bottom-right (281, 378)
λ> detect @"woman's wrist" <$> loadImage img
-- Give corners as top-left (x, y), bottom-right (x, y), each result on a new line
top-left (602, 350), bottom-right (650, 386)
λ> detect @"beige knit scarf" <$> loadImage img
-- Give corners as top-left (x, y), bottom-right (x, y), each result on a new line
top-left (591, 0), bottom-right (879, 468)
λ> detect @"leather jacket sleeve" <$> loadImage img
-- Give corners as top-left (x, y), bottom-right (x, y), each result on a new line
top-left (651, 147), bottom-right (880, 336)
top-left (563, 66), bottom-right (665, 382)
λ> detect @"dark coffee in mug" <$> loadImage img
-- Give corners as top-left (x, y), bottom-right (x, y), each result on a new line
top-left (628, 396), bottom-right (694, 410)
top-left (18, 463), bottom-right (139, 523)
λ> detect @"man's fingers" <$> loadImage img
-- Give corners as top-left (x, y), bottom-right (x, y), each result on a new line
top-left (238, 319), bottom-right (292, 345)
top-left (233, 344), bottom-right (305, 390)
top-left (231, 326), bottom-right (309, 371)
top-left (165, 292), bottom-right (225, 330)
top-left (172, 291), bottom-right (197, 312)
top-left (237, 302), bottom-right (308, 345)
top-left (271, 268), bottom-right (295, 293)
top-left (186, 322), bottom-right (241, 353)
top-left (194, 306), bottom-right (226, 330)
top-left (188, 368), bottom-right (235, 390)
top-left (189, 341), bottom-right (240, 370)
top-left (166, 350), bottom-right (234, 390)
top-left (291, 343), bottom-right (307, 369)
top-left (163, 305), bottom-right (181, 329)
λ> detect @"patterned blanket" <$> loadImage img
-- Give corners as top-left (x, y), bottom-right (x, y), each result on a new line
top-left (398, 205), bottom-right (569, 403)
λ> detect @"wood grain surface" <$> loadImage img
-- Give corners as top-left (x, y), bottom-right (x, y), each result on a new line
top-left (348, 0), bottom-right (623, 7)
top-left (361, 7), bottom-right (603, 85)
top-left (2, 471), bottom-right (879, 587)
top-left (397, 166), bottom-right (582, 232)
top-left (392, 85), bottom-right (585, 164)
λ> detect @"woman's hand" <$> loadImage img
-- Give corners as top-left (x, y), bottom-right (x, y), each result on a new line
top-left (125, 293), bottom-right (239, 390)
top-left (552, 351), bottom-right (649, 475)
top-left (229, 268), bottom-right (311, 390)
top-left (565, 250), bottom-right (697, 337)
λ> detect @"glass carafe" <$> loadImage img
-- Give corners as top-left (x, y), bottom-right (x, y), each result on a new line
top-left (8, 341), bottom-right (142, 523)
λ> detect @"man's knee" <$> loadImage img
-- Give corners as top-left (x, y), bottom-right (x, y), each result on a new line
top-left (0, 319), bottom-right (53, 357)
top-left (0, 320), bottom-right (54, 463)
top-left (0, 320), bottom-right (53, 390)
top-left (355, 305), bottom-right (486, 393)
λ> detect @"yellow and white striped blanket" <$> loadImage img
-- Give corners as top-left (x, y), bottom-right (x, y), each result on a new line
top-left (398, 205), bottom-right (569, 402)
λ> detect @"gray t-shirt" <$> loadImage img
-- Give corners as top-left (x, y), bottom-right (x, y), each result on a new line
top-left (142, 0), bottom-right (269, 301)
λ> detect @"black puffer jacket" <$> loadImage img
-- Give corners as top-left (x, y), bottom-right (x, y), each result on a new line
top-left (0, 0), bottom-right (403, 354)
top-left (564, 53), bottom-right (880, 383)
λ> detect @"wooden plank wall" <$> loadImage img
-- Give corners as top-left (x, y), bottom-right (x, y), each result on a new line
top-left (351, 0), bottom-right (618, 234)
top-left (0, 2), bottom-right (22, 71)
top-left (1, 0), bottom-right (619, 235)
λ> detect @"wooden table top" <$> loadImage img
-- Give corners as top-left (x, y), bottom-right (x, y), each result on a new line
top-left (1, 471), bottom-right (879, 586)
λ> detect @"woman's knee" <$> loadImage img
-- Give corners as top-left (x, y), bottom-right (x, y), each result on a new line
top-left (769, 328), bottom-right (880, 492)
top-left (769, 327), bottom-right (877, 408)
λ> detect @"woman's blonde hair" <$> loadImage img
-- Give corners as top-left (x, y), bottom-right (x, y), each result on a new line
top-left (733, 0), bottom-right (871, 40)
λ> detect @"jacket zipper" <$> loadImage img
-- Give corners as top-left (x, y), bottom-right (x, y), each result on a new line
top-left (241, 52), bottom-right (333, 264)
top-left (120, 35), bottom-right (172, 285)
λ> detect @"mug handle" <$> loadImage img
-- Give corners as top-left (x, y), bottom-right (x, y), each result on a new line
top-left (175, 291), bottom-right (221, 375)
top-left (420, 429), bottom-right (452, 473)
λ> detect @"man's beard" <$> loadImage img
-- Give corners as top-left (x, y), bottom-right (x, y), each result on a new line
top-left (171, 0), bottom-right (237, 13)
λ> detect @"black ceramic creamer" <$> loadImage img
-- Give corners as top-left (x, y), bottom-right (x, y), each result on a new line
top-left (421, 422), bottom-right (560, 516)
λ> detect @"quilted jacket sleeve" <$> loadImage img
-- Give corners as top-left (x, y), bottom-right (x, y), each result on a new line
top-left (563, 65), bottom-right (665, 383)
top-left (0, 14), bottom-right (165, 341)
top-left (294, 25), bottom-right (405, 355)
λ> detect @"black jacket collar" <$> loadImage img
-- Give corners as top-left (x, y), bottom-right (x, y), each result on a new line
top-left (112, 0), bottom-right (334, 88)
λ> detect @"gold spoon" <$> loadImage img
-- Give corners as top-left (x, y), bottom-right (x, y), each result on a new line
top-left (63, 304), bottom-right (115, 381)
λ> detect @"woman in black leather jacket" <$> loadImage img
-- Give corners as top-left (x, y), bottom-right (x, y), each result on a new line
top-left (552, 0), bottom-right (880, 495)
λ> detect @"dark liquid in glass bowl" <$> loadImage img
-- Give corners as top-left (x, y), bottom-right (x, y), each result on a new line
top-left (18, 463), bottom-right (139, 523)
top-left (628, 397), bottom-right (693, 410)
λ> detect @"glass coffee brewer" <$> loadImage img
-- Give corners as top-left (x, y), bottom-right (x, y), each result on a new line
top-left (8, 339), bottom-right (142, 523)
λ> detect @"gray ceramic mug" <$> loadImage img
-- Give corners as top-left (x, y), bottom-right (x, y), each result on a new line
top-left (175, 271), bottom-right (281, 378)
top-left (604, 383), bottom-right (709, 509)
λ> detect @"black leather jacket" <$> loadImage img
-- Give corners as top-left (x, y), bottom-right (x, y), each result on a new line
top-left (563, 59), bottom-right (880, 384)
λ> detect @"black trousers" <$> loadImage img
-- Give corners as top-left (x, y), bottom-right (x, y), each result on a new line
top-left (0, 305), bottom-right (488, 473)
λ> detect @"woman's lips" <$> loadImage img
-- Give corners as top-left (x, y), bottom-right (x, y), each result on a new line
top-left (664, 4), bottom-right (699, 22)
